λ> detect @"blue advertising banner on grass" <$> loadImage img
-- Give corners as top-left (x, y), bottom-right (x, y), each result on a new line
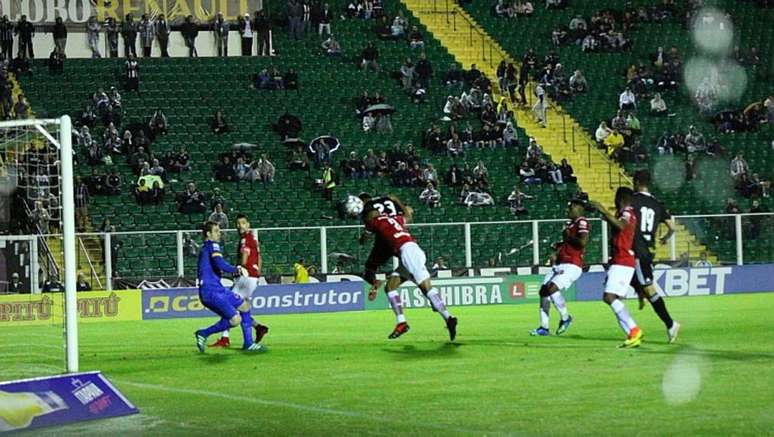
top-left (575, 264), bottom-right (774, 301)
top-left (142, 282), bottom-right (366, 319)
top-left (0, 371), bottom-right (137, 432)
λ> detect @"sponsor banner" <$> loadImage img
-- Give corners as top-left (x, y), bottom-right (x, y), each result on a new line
top-left (0, 0), bottom-right (263, 25)
top-left (0, 371), bottom-right (138, 432)
top-left (0, 290), bottom-right (141, 326)
top-left (142, 282), bottom-right (365, 319)
top-left (364, 275), bottom-right (559, 310)
top-left (575, 264), bottom-right (774, 301)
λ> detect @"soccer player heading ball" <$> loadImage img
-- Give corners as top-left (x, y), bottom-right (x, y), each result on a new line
top-left (591, 187), bottom-right (643, 348)
top-left (209, 214), bottom-right (270, 348)
top-left (358, 193), bottom-right (458, 341)
top-left (530, 199), bottom-right (589, 337)
top-left (194, 221), bottom-right (265, 352)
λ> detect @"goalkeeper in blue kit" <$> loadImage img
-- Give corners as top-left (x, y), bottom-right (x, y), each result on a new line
top-left (194, 221), bottom-right (264, 352)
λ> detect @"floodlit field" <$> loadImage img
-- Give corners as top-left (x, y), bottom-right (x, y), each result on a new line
top-left (5, 293), bottom-right (773, 436)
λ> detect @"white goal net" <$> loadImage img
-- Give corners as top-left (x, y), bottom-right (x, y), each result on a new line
top-left (0, 116), bottom-right (78, 380)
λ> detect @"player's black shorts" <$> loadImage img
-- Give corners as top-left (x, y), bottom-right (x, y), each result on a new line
top-left (632, 251), bottom-right (654, 287)
top-left (365, 238), bottom-right (393, 272)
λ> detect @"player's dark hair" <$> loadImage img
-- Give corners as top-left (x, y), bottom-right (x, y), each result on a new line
top-left (615, 187), bottom-right (633, 206)
top-left (235, 213), bottom-right (248, 222)
top-left (633, 170), bottom-right (651, 188)
top-left (358, 192), bottom-right (372, 202)
top-left (202, 221), bottom-right (218, 238)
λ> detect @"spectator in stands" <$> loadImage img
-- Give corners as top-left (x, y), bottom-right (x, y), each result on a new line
top-left (519, 161), bottom-right (541, 184)
top-left (208, 203), bottom-right (229, 229)
top-left (42, 275), bottom-right (64, 293)
top-left (400, 58), bottom-right (415, 91)
top-left (209, 187), bottom-right (226, 210)
top-left (463, 186), bottom-right (495, 208)
top-left (12, 94), bottom-right (28, 119)
top-left (15, 15), bottom-right (34, 59)
top-left (547, 162), bottom-right (563, 184)
top-left (105, 168), bottom-right (122, 194)
top-left (156, 14), bottom-right (171, 57)
top-left (121, 13), bottom-right (138, 57)
top-left (569, 70), bottom-right (588, 93)
top-left (287, 0), bottom-right (303, 40)
top-left (234, 157), bottom-right (250, 180)
top-left (211, 110), bottom-right (228, 134)
top-left (8, 272), bottom-right (22, 293)
top-left (319, 3), bottom-right (333, 36)
top-left (694, 252), bottom-right (712, 268)
top-left (31, 200), bottom-right (51, 234)
top-left (183, 232), bottom-right (199, 257)
top-left (729, 153), bottom-right (748, 181)
top-left (149, 109), bottom-right (167, 137)
top-left (105, 17), bottom-right (119, 57)
top-left (650, 92), bottom-right (668, 116)
top-left (213, 13), bottom-right (229, 57)
top-left (76, 273), bottom-right (92, 292)
top-left (559, 159), bottom-right (576, 183)
top-left (360, 42), bottom-right (379, 71)
top-left (0, 17), bottom-right (13, 59)
top-left (181, 16), bottom-right (199, 57)
top-left (409, 26), bottom-right (424, 49)
top-left (75, 177), bottom-right (90, 231)
top-left (238, 14), bottom-right (253, 56)
top-left (48, 50), bottom-right (64, 74)
top-left (618, 87), bottom-right (636, 111)
top-left (138, 14), bottom-right (155, 57)
top-left (508, 186), bottom-right (534, 216)
top-left (446, 133), bottom-right (464, 157)
top-left (284, 68), bottom-right (299, 90)
top-left (125, 54), bottom-right (140, 93)
top-left (176, 182), bottom-right (207, 214)
top-left (53, 16), bottom-right (68, 58)
top-left (253, 10), bottom-right (271, 56)
top-left (86, 17), bottom-right (102, 58)
top-left (257, 154), bottom-right (276, 187)
top-left (415, 52), bottom-right (433, 89)
top-left (604, 129), bottom-right (625, 158)
top-left (290, 146), bottom-right (310, 171)
top-left (322, 163), bottom-right (336, 200)
top-left (419, 182), bottom-right (441, 208)
top-left (322, 35), bottom-right (342, 56)
top-left (685, 126), bottom-right (706, 153)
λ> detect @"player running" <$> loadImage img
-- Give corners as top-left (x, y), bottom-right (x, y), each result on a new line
top-left (591, 187), bottom-right (643, 348)
top-left (194, 221), bottom-right (264, 352)
top-left (358, 193), bottom-right (458, 341)
top-left (631, 170), bottom-right (681, 343)
top-left (210, 214), bottom-right (270, 348)
top-left (530, 199), bottom-right (589, 336)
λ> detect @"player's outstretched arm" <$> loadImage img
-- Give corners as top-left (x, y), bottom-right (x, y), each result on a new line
top-left (388, 194), bottom-right (414, 222)
top-left (591, 201), bottom-right (627, 231)
top-left (212, 252), bottom-right (238, 274)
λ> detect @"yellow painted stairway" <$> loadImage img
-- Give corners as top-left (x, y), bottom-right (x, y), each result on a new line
top-left (402, 0), bottom-right (712, 262)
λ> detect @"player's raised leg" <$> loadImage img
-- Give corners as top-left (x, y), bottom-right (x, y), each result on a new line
top-left (633, 260), bottom-right (680, 343)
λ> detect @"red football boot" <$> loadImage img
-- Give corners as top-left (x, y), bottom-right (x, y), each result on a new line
top-left (388, 322), bottom-right (410, 339)
top-left (255, 324), bottom-right (269, 343)
top-left (209, 337), bottom-right (231, 348)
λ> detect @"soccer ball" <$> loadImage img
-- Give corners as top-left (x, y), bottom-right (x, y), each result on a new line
top-left (344, 195), bottom-right (364, 217)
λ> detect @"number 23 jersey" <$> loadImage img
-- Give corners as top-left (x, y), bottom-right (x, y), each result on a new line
top-left (364, 214), bottom-right (415, 255)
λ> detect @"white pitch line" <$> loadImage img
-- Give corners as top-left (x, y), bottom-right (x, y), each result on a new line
top-left (117, 380), bottom-right (501, 435)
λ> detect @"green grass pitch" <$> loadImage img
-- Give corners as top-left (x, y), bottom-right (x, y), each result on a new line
top-left (5, 293), bottom-right (774, 435)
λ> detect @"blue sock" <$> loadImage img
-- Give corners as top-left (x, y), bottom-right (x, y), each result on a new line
top-left (240, 311), bottom-right (255, 349)
top-left (201, 318), bottom-right (232, 338)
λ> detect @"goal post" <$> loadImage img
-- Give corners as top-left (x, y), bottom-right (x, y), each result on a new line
top-left (0, 115), bottom-right (78, 375)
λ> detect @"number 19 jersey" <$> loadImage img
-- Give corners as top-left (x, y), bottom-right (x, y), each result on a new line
top-left (364, 214), bottom-right (415, 255)
top-left (631, 192), bottom-right (671, 257)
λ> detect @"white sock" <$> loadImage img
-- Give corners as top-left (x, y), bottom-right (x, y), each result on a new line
top-left (221, 329), bottom-right (230, 338)
top-left (387, 290), bottom-right (407, 324)
top-left (539, 296), bottom-right (550, 329)
top-left (610, 299), bottom-right (637, 335)
top-left (549, 292), bottom-right (569, 321)
top-left (426, 288), bottom-right (450, 320)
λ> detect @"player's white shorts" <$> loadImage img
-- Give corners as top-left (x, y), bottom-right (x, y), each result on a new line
top-left (542, 264), bottom-right (582, 291)
top-left (392, 242), bottom-right (431, 285)
top-left (604, 265), bottom-right (635, 297)
top-left (232, 276), bottom-right (259, 299)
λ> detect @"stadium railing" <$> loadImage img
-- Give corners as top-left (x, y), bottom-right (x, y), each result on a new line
top-left (7, 212), bottom-right (772, 292)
